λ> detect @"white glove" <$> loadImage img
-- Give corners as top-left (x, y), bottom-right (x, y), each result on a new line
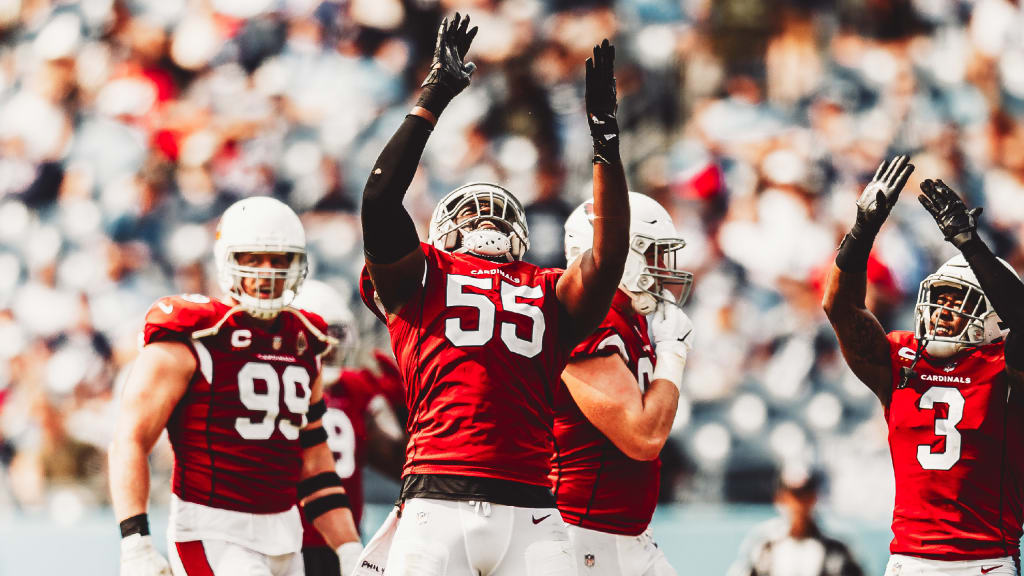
top-left (337, 541), bottom-right (365, 576)
top-left (120, 534), bottom-right (172, 576)
top-left (650, 300), bottom-right (693, 391)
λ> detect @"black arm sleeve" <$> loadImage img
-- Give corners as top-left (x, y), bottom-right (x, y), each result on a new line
top-left (1005, 330), bottom-right (1024, 371)
top-left (361, 114), bottom-right (434, 264)
top-left (959, 238), bottom-right (1024, 335)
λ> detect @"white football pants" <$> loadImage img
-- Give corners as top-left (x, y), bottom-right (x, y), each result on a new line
top-left (566, 524), bottom-right (676, 576)
top-left (385, 498), bottom-right (577, 576)
top-left (884, 554), bottom-right (1017, 576)
top-left (168, 539), bottom-right (304, 576)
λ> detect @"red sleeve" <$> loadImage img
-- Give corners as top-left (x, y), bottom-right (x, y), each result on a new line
top-left (142, 296), bottom-right (219, 345)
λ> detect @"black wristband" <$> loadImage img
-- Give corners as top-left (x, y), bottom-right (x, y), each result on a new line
top-left (119, 513), bottom-right (150, 538)
top-left (300, 425), bottom-right (329, 448)
top-left (307, 399), bottom-right (327, 423)
top-left (835, 232), bottom-right (874, 272)
top-left (303, 493), bottom-right (351, 523)
top-left (415, 85), bottom-right (455, 118)
top-left (298, 471), bottom-right (345, 500)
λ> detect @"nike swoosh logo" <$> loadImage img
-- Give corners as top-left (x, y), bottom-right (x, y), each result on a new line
top-left (531, 514), bottom-right (551, 525)
top-left (644, 219), bottom-right (658, 224)
top-left (158, 302), bottom-right (173, 314)
top-left (981, 567), bottom-right (1000, 574)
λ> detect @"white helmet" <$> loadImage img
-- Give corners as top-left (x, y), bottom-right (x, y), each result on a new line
top-left (564, 192), bottom-right (693, 315)
top-left (914, 254), bottom-right (1015, 358)
top-left (428, 183), bottom-right (529, 262)
top-left (291, 279), bottom-right (358, 383)
top-left (214, 196), bottom-right (307, 320)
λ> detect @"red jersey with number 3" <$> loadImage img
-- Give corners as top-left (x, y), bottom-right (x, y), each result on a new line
top-left (360, 243), bottom-right (569, 487)
top-left (301, 368), bottom-right (379, 547)
top-left (550, 290), bottom-right (659, 536)
top-left (885, 330), bottom-right (1024, 560)
top-left (143, 294), bottom-right (330, 514)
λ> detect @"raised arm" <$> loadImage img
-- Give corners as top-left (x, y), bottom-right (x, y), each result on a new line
top-left (918, 179), bottom-right (1024, 386)
top-left (561, 304), bottom-right (693, 460)
top-left (822, 156), bottom-right (913, 405)
top-left (556, 40), bottom-right (630, 346)
top-left (109, 341), bottom-right (195, 576)
top-left (362, 14), bottom-right (477, 314)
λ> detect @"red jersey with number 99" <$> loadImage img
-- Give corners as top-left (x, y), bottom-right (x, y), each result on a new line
top-left (550, 290), bottom-right (659, 536)
top-left (360, 243), bottom-right (570, 487)
top-left (143, 294), bottom-right (330, 514)
top-left (885, 330), bottom-right (1024, 560)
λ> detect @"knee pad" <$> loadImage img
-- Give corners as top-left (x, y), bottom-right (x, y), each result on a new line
top-left (388, 540), bottom-right (449, 576)
top-left (524, 540), bottom-right (576, 576)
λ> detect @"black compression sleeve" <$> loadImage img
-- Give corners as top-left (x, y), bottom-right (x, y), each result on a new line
top-left (959, 238), bottom-right (1024, 334)
top-left (361, 114), bottom-right (434, 264)
top-left (1006, 331), bottom-right (1024, 371)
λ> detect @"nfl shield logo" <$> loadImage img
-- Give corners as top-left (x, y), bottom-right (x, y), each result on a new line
top-left (272, 336), bottom-right (283, 350)
top-left (584, 554), bottom-right (595, 568)
top-left (296, 332), bottom-right (308, 355)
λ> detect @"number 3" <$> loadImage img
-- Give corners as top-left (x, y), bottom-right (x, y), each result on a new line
top-left (916, 386), bottom-right (965, 471)
top-left (444, 274), bottom-right (545, 358)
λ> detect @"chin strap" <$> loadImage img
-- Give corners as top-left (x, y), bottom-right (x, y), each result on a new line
top-left (899, 338), bottom-right (927, 389)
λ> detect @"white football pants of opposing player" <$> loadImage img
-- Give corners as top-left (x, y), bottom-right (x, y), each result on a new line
top-left (565, 524), bottom-right (676, 576)
top-left (373, 498), bottom-right (576, 576)
top-left (884, 554), bottom-right (1017, 576)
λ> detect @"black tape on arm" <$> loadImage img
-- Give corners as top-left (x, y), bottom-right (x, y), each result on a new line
top-left (307, 399), bottom-right (327, 423)
top-left (298, 472), bottom-right (344, 500)
top-left (303, 493), bottom-right (351, 523)
top-left (300, 426), bottom-right (328, 448)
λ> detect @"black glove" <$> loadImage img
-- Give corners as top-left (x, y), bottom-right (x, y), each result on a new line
top-left (850, 155), bottom-right (914, 241)
top-left (918, 179), bottom-right (982, 249)
top-left (417, 13), bottom-right (478, 117)
top-left (835, 155), bottom-right (913, 271)
top-left (585, 39), bottom-right (619, 165)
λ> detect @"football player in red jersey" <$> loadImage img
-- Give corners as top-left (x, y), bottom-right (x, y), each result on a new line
top-left (109, 197), bottom-right (363, 576)
top-left (355, 13), bottom-right (629, 576)
top-left (823, 158), bottom-right (1024, 576)
top-left (291, 280), bottom-right (406, 576)
top-left (550, 192), bottom-right (693, 576)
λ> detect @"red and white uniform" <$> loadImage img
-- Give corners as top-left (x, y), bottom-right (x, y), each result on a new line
top-left (885, 330), bottom-right (1024, 562)
top-left (142, 294), bottom-right (329, 558)
top-left (301, 369), bottom-right (380, 548)
top-left (550, 290), bottom-right (658, 535)
top-left (360, 243), bottom-right (570, 487)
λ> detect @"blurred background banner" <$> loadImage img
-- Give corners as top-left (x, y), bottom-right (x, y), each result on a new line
top-left (1, 0), bottom-right (1023, 571)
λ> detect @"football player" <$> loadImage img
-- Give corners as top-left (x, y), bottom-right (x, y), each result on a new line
top-left (551, 192), bottom-right (694, 576)
top-left (291, 280), bottom-right (406, 576)
top-left (109, 197), bottom-right (363, 576)
top-left (355, 13), bottom-right (630, 576)
top-left (822, 158), bottom-right (1024, 576)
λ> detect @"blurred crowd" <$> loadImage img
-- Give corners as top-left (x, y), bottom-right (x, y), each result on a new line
top-left (1, 0), bottom-right (1023, 526)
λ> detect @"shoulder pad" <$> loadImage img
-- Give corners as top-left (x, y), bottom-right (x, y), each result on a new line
top-left (143, 294), bottom-right (226, 345)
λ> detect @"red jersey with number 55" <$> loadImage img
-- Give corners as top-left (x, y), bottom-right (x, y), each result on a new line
top-left (143, 294), bottom-right (330, 514)
top-left (301, 368), bottom-right (379, 547)
top-left (550, 290), bottom-right (658, 536)
top-left (885, 330), bottom-right (1024, 560)
top-left (360, 243), bottom-right (569, 487)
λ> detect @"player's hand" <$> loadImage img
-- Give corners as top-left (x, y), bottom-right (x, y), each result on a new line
top-left (336, 541), bottom-right (364, 576)
top-left (918, 179), bottom-right (982, 249)
top-left (120, 534), bottom-right (172, 576)
top-left (585, 39), bottom-right (619, 165)
top-left (650, 299), bottom-right (693, 353)
top-left (417, 12), bottom-right (478, 116)
top-left (851, 155), bottom-right (914, 240)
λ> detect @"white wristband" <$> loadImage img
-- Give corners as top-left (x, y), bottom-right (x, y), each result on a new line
top-left (653, 341), bottom-right (688, 392)
top-left (336, 541), bottom-right (364, 575)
